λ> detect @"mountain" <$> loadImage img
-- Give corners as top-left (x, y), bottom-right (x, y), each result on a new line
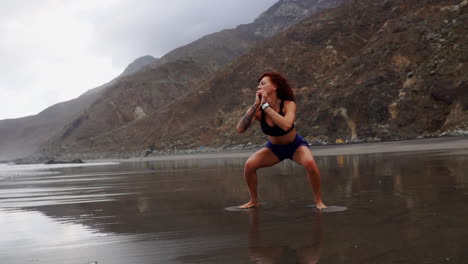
top-left (35, 0), bottom-right (344, 158)
top-left (2, 0), bottom-right (344, 161)
top-left (39, 0), bottom-right (468, 157)
top-left (0, 56), bottom-right (153, 161)
top-left (0, 83), bottom-right (108, 160)
top-left (121, 55), bottom-right (158, 76)
top-left (155, 0), bottom-right (344, 67)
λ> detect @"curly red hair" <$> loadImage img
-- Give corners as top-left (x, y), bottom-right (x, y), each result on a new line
top-left (258, 72), bottom-right (295, 101)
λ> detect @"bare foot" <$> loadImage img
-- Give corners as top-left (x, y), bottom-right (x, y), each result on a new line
top-left (315, 201), bottom-right (327, 210)
top-left (239, 200), bottom-right (258, 209)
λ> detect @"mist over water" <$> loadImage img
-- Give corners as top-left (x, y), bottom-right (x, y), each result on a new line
top-left (0, 149), bottom-right (467, 263)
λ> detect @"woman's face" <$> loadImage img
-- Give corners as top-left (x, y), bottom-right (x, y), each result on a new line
top-left (257, 76), bottom-right (276, 94)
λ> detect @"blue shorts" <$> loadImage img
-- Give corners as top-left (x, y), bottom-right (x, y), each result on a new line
top-left (265, 134), bottom-right (310, 161)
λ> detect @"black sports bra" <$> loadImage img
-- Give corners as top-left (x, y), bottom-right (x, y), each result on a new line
top-left (260, 100), bottom-right (295, 137)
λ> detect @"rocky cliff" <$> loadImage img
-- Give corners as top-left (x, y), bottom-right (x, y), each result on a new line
top-left (3, 0), bottom-right (343, 160)
top-left (36, 0), bottom-right (344, 157)
top-left (39, 0), bottom-right (468, 157)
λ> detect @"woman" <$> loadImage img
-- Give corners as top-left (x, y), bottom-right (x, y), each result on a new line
top-left (236, 72), bottom-right (327, 210)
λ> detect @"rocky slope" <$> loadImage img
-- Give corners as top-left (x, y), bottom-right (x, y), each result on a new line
top-left (36, 0), bottom-right (468, 157)
top-left (39, 0), bottom-right (468, 157)
top-left (36, 0), bottom-right (344, 157)
top-left (3, 0), bottom-right (343, 161)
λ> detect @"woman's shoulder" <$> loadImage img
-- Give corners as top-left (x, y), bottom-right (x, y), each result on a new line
top-left (283, 100), bottom-right (296, 106)
top-left (282, 100), bottom-right (296, 113)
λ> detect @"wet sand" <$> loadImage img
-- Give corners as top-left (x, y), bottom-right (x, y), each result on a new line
top-left (1, 137), bottom-right (467, 263)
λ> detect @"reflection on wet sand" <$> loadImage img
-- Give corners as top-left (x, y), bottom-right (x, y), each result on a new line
top-left (247, 209), bottom-right (322, 264)
top-left (1, 148), bottom-right (467, 263)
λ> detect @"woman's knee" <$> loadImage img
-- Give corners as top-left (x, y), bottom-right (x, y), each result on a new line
top-left (303, 159), bottom-right (319, 174)
top-left (244, 158), bottom-right (260, 173)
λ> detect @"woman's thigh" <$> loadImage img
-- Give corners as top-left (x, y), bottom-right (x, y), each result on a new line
top-left (292, 146), bottom-right (317, 167)
top-left (245, 147), bottom-right (281, 170)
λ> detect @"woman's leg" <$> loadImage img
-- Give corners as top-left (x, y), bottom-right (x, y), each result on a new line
top-left (239, 147), bottom-right (280, 208)
top-left (292, 146), bottom-right (327, 209)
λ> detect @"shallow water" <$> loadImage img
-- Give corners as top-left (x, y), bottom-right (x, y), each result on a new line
top-left (0, 149), bottom-right (467, 263)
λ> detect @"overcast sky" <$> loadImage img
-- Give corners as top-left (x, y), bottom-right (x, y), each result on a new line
top-left (0, 0), bottom-right (277, 120)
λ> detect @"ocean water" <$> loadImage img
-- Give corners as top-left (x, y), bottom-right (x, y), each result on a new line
top-left (0, 149), bottom-right (467, 263)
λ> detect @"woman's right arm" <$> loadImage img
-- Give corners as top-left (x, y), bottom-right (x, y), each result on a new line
top-left (236, 102), bottom-right (260, 133)
top-left (237, 92), bottom-right (261, 133)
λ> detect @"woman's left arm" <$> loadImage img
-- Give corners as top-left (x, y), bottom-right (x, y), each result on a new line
top-left (263, 101), bottom-right (296, 131)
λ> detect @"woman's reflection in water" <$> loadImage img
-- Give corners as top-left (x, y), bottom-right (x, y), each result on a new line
top-left (247, 209), bottom-right (323, 264)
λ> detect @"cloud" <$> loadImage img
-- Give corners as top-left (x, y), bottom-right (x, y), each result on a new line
top-left (0, 0), bottom-right (276, 120)
top-left (88, 0), bottom-right (277, 66)
top-left (0, 0), bottom-right (120, 119)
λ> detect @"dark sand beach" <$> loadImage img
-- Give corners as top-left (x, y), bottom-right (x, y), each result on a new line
top-left (1, 137), bottom-right (467, 263)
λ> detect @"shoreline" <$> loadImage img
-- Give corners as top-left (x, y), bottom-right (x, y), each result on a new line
top-left (5, 136), bottom-right (467, 165)
top-left (92, 136), bottom-right (468, 163)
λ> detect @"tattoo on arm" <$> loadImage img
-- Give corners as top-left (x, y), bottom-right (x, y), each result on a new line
top-left (237, 103), bottom-right (259, 132)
